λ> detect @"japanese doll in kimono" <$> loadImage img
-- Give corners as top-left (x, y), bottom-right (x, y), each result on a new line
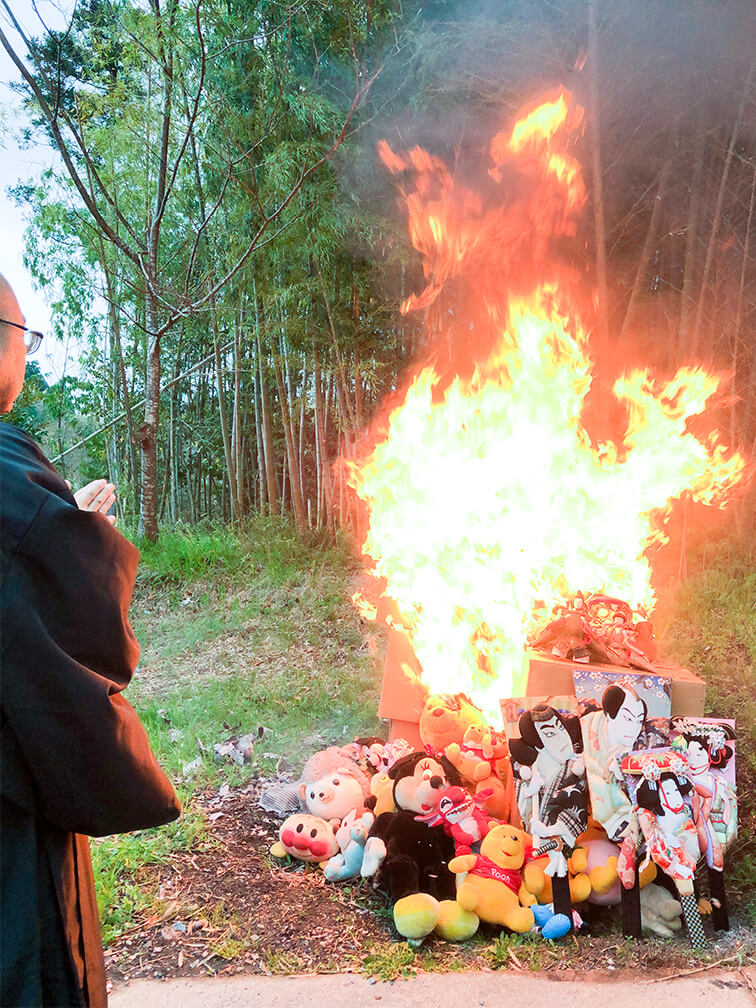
top-left (634, 766), bottom-right (701, 893)
top-left (675, 730), bottom-right (737, 870)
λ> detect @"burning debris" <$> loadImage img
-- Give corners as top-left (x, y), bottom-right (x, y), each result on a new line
top-left (529, 592), bottom-right (658, 671)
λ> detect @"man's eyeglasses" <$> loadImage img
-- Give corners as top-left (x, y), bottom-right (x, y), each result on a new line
top-left (0, 318), bottom-right (44, 355)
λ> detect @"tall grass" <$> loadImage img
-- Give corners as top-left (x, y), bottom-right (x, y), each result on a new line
top-left (658, 536), bottom-right (756, 918)
top-left (130, 517), bottom-right (332, 586)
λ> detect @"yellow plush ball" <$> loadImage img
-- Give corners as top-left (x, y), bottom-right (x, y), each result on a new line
top-left (393, 893), bottom-right (441, 940)
top-left (435, 900), bottom-right (479, 942)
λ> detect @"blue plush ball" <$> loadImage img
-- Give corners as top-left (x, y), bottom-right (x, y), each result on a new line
top-left (541, 913), bottom-right (572, 940)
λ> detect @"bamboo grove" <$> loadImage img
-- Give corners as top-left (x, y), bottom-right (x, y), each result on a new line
top-left (2, 0), bottom-right (756, 540)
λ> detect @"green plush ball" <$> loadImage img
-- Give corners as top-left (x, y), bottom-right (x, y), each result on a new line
top-left (393, 893), bottom-right (441, 940)
top-left (435, 900), bottom-right (479, 941)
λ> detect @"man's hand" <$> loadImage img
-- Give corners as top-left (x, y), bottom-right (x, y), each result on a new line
top-left (72, 479), bottom-right (117, 523)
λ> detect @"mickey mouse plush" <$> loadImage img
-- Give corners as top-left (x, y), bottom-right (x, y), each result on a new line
top-left (361, 751), bottom-right (463, 940)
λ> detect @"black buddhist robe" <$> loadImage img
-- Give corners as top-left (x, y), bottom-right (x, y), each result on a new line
top-left (0, 422), bottom-right (180, 1007)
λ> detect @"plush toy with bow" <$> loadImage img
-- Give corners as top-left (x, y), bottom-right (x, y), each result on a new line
top-left (298, 746), bottom-right (371, 827)
top-left (360, 750), bottom-right (463, 942)
top-left (444, 724), bottom-right (521, 823)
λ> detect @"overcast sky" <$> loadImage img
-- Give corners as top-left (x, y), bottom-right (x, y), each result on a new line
top-left (1, 0), bottom-right (81, 380)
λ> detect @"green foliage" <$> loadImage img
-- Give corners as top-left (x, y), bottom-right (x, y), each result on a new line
top-left (91, 806), bottom-right (207, 945)
top-left (133, 526), bottom-right (246, 583)
top-left (658, 536), bottom-right (756, 914)
top-left (131, 516), bottom-right (346, 586)
top-left (362, 942), bottom-right (417, 980)
top-left (487, 932), bottom-right (565, 971)
top-left (4, 362), bottom-right (50, 440)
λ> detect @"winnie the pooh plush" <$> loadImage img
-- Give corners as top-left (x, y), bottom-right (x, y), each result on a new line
top-left (449, 824), bottom-right (536, 933)
top-left (522, 844), bottom-right (592, 905)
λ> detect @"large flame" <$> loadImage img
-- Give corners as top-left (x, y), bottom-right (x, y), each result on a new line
top-left (348, 90), bottom-right (746, 719)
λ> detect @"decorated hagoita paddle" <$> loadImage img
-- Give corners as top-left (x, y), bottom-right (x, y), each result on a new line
top-left (670, 718), bottom-right (737, 931)
top-left (622, 749), bottom-right (705, 949)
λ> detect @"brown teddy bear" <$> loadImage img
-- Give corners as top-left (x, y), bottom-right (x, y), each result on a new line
top-left (449, 823), bottom-right (536, 933)
top-left (445, 724), bottom-right (521, 824)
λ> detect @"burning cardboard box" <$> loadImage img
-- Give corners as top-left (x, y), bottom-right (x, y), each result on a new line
top-left (376, 623), bottom-right (706, 750)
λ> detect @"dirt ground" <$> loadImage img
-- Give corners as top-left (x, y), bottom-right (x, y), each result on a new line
top-left (105, 783), bottom-right (756, 988)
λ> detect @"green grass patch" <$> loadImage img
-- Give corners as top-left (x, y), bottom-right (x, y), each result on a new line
top-left (130, 517), bottom-right (335, 588)
top-left (487, 932), bottom-right (566, 971)
top-left (91, 806), bottom-right (208, 945)
top-left (362, 942), bottom-right (417, 980)
top-left (263, 950), bottom-right (311, 974)
top-left (657, 535), bottom-right (756, 916)
top-left (95, 518), bottom-right (382, 944)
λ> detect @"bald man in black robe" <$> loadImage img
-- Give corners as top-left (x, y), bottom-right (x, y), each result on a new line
top-left (0, 274), bottom-right (180, 1007)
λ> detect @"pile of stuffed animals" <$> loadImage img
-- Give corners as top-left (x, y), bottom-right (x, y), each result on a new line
top-left (268, 691), bottom-right (695, 946)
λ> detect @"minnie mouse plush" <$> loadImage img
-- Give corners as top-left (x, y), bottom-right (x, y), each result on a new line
top-left (361, 750), bottom-right (464, 940)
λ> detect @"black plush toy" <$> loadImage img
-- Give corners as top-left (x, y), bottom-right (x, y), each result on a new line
top-left (361, 750), bottom-right (463, 939)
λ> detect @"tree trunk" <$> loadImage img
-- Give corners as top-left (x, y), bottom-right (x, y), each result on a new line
top-left (158, 436), bottom-right (171, 521)
top-left (273, 354), bottom-right (307, 534)
top-left (253, 344), bottom-right (267, 515)
top-left (169, 388), bottom-right (178, 522)
top-left (298, 356), bottom-right (307, 516)
top-left (678, 121), bottom-right (705, 355)
top-left (315, 256), bottom-right (356, 429)
top-left (255, 291), bottom-right (279, 515)
top-left (313, 340), bottom-right (334, 533)
top-left (211, 299), bottom-right (238, 519)
top-left (353, 284), bottom-right (364, 429)
top-left (588, 0), bottom-right (609, 342)
top-left (732, 166), bottom-right (756, 452)
top-left (258, 344), bottom-right (279, 515)
top-left (232, 314), bottom-right (244, 518)
top-left (139, 278), bottom-right (161, 542)
top-left (692, 61), bottom-right (755, 355)
top-left (620, 156), bottom-right (672, 341)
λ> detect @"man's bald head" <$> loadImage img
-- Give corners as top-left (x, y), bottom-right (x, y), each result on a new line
top-left (0, 274), bottom-right (27, 412)
top-left (0, 273), bottom-right (17, 323)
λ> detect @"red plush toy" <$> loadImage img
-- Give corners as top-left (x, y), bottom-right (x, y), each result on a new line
top-left (415, 785), bottom-right (496, 853)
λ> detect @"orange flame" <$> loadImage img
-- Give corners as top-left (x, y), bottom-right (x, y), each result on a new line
top-left (351, 591), bottom-right (378, 622)
top-left (350, 91), bottom-right (746, 719)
